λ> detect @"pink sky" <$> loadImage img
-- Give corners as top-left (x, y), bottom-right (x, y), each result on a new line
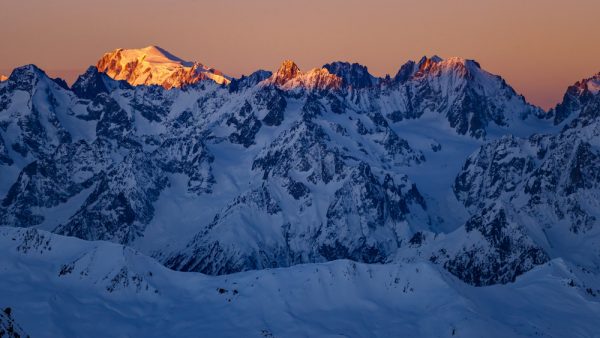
top-left (1, 0), bottom-right (599, 109)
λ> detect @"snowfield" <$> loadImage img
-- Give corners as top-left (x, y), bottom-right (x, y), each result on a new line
top-left (1, 227), bottom-right (599, 338)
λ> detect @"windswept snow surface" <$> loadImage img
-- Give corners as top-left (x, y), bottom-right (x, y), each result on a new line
top-left (0, 227), bottom-right (599, 338)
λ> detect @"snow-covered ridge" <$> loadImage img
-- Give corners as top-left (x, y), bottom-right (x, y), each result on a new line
top-left (96, 45), bottom-right (230, 88)
top-left (549, 72), bottom-right (600, 124)
top-left (1, 226), bottom-right (599, 338)
top-left (0, 75), bottom-right (7, 82)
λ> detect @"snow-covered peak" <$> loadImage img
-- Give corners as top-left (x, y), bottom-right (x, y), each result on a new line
top-left (0, 75), bottom-right (7, 82)
top-left (413, 56), bottom-right (482, 78)
top-left (389, 56), bottom-right (543, 137)
top-left (263, 60), bottom-right (342, 90)
top-left (572, 72), bottom-right (600, 95)
top-left (269, 60), bottom-right (301, 86)
top-left (5, 64), bottom-right (57, 92)
top-left (4, 65), bottom-right (71, 93)
top-left (395, 56), bottom-right (481, 82)
top-left (96, 45), bottom-right (230, 89)
top-left (8, 64), bottom-right (46, 78)
top-left (549, 72), bottom-right (600, 125)
top-left (72, 66), bottom-right (132, 99)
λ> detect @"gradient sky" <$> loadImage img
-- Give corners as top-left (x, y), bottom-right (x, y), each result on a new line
top-left (1, 0), bottom-right (599, 109)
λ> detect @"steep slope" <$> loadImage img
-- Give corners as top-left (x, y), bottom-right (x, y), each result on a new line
top-left (0, 65), bottom-right (90, 162)
top-left (1, 227), bottom-right (599, 338)
top-left (449, 74), bottom-right (600, 283)
top-left (385, 56), bottom-right (545, 138)
top-left (547, 72), bottom-right (600, 125)
top-left (71, 66), bottom-right (132, 100)
top-left (0, 65), bottom-right (96, 195)
top-left (96, 45), bottom-right (230, 88)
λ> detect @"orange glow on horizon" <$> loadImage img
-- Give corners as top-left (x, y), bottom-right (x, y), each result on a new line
top-left (1, 0), bottom-right (599, 110)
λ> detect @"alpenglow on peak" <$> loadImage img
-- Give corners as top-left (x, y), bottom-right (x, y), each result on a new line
top-left (95, 45), bottom-right (230, 89)
top-left (263, 59), bottom-right (342, 90)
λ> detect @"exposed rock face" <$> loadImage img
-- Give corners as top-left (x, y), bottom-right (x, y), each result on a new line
top-left (96, 46), bottom-right (230, 88)
top-left (0, 307), bottom-right (29, 338)
top-left (323, 61), bottom-right (377, 89)
top-left (72, 66), bottom-right (132, 100)
top-left (548, 72), bottom-right (600, 125)
top-left (269, 60), bottom-right (301, 86)
top-left (452, 83), bottom-right (600, 279)
top-left (0, 65), bottom-right (75, 162)
top-left (442, 205), bottom-right (550, 286)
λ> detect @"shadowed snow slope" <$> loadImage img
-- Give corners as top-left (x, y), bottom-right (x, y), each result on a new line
top-left (1, 227), bottom-right (599, 338)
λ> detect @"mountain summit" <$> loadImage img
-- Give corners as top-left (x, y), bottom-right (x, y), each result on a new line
top-left (0, 75), bottom-right (7, 82)
top-left (96, 45), bottom-right (230, 89)
top-left (549, 72), bottom-right (600, 124)
top-left (263, 60), bottom-right (342, 90)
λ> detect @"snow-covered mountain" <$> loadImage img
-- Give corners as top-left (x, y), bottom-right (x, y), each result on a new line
top-left (451, 79), bottom-right (600, 284)
top-left (96, 45), bottom-right (230, 88)
top-left (0, 75), bottom-right (8, 82)
top-left (0, 54), bottom-right (567, 282)
top-left (1, 49), bottom-right (600, 336)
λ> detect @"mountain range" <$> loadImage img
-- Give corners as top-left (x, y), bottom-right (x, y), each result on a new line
top-left (0, 46), bottom-right (599, 337)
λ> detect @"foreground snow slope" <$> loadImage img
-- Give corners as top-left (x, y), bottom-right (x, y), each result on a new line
top-left (1, 227), bottom-right (598, 338)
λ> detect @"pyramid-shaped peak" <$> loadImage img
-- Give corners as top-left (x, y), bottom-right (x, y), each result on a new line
top-left (8, 64), bottom-right (48, 83)
top-left (278, 60), bottom-right (301, 76)
top-left (5, 64), bottom-right (56, 92)
top-left (270, 60), bottom-right (302, 86)
top-left (10, 64), bottom-right (46, 76)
